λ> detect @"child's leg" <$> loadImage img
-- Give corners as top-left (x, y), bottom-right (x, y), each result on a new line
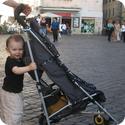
top-left (0, 89), bottom-right (23, 125)
top-left (123, 32), bottom-right (125, 42)
top-left (0, 90), bottom-right (5, 123)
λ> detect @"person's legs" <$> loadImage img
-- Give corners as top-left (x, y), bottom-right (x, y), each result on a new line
top-left (112, 31), bottom-right (116, 41)
top-left (39, 28), bottom-right (44, 35)
top-left (58, 32), bottom-right (62, 39)
top-left (0, 89), bottom-right (23, 125)
top-left (55, 30), bottom-right (58, 41)
top-left (107, 30), bottom-right (111, 41)
top-left (120, 32), bottom-right (122, 41)
top-left (116, 31), bottom-right (120, 41)
top-left (53, 29), bottom-right (58, 42)
top-left (123, 32), bottom-right (125, 42)
top-left (42, 28), bottom-right (47, 35)
top-left (0, 90), bottom-right (5, 123)
top-left (52, 30), bottom-right (56, 42)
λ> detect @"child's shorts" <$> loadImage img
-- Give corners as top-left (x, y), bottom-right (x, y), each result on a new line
top-left (0, 89), bottom-right (23, 125)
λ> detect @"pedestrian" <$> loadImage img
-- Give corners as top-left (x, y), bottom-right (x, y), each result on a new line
top-left (40, 17), bottom-right (47, 35)
top-left (66, 23), bottom-right (71, 35)
top-left (0, 34), bottom-right (37, 125)
top-left (51, 18), bottom-right (59, 42)
top-left (62, 23), bottom-right (67, 34)
top-left (114, 20), bottom-right (121, 41)
top-left (36, 14), bottom-right (41, 25)
top-left (59, 23), bottom-right (63, 38)
top-left (106, 19), bottom-right (114, 42)
top-left (121, 20), bottom-right (125, 43)
top-left (1, 0), bottom-right (31, 16)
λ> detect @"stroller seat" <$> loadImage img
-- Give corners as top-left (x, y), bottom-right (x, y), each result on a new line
top-left (40, 81), bottom-right (105, 119)
top-left (39, 82), bottom-right (68, 115)
top-left (38, 84), bottom-right (106, 124)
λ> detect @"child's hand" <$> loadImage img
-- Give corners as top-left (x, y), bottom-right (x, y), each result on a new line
top-left (28, 62), bottom-right (37, 71)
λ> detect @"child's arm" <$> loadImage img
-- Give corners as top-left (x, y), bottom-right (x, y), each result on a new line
top-left (12, 62), bottom-right (36, 75)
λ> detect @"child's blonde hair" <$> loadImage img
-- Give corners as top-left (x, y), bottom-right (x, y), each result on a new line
top-left (6, 34), bottom-right (25, 48)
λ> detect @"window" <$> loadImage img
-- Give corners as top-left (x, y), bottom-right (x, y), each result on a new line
top-left (73, 17), bottom-right (80, 28)
top-left (81, 19), bottom-right (95, 33)
top-left (109, 9), bottom-right (111, 17)
top-left (113, 8), bottom-right (114, 16)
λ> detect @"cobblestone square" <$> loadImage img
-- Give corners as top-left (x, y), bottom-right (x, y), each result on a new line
top-left (0, 34), bottom-right (125, 125)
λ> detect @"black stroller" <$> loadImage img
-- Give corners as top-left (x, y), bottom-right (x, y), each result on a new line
top-left (14, 4), bottom-right (118, 125)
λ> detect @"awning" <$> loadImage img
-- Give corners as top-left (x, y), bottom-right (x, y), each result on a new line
top-left (55, 13), bottom-right (71, 17)
top-left (39, 7), bottom-right (81, 12)
top-left (41, 12), bottom-right (62, 18)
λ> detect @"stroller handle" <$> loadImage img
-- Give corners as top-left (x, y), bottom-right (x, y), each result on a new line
top-left (14, 4), bottom-right (28, 28)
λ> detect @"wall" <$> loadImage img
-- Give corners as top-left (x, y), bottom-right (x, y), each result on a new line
top-left (122, 5), bottom-right (125, 20)
top-left (15, 0), bottom-right (103, 34)
top-left (41, 0), bottom-right (80, 8)
top-left (16, 0), bottom-right (41, 7)
top-left (80, 0), bottom-right (103, 18)
top-left (72, 0), bottom-right (103, 34)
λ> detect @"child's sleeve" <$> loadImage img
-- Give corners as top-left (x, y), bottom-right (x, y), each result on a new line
top-left (6, 59), bottom-right (24, 74)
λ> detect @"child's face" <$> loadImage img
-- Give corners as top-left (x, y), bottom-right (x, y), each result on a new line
top-left (6, 40), bottom-right (24, 59)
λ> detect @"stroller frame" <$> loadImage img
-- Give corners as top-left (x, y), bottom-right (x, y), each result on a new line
top-left (14, 4), bottom-right (118, 125)
top-left (24, 28), bottom-right (118, 125)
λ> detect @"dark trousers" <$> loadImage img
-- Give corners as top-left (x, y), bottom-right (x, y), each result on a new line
top-left (122, 32), bottom-right (125, 42)
top-left (107, 30), bottom-right (113, 41)
top-left (52, 29), bottom-right (58, 42)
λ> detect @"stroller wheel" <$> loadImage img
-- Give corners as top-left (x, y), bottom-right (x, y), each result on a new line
top-left (93, 114), bottom-right (105, 125)
top-left (39, 114), bottom-right (47, 125)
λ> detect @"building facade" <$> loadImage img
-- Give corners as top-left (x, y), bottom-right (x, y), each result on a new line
top-left (16, 0), bottom-right (41, 7)
top-left (37, 0), bottom-right (103, 34)
top-left (0, 0), bottom-right (103, 34)
top-left (103, 0), bottom-right (122, 23)
top-left (122, 5), bottom-right (125, 20)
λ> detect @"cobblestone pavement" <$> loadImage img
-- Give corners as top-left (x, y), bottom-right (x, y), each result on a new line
top-left (0, 34), bottom-right (125, 125)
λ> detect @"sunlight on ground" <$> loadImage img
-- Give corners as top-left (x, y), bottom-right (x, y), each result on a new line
top-left (0, 35), bottom-right (9, 68)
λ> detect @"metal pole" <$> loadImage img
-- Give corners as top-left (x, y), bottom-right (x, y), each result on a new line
top-left (24, 30), bottom-right (51, 125)
top-left (73, 78), bottom-right (118, 124)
